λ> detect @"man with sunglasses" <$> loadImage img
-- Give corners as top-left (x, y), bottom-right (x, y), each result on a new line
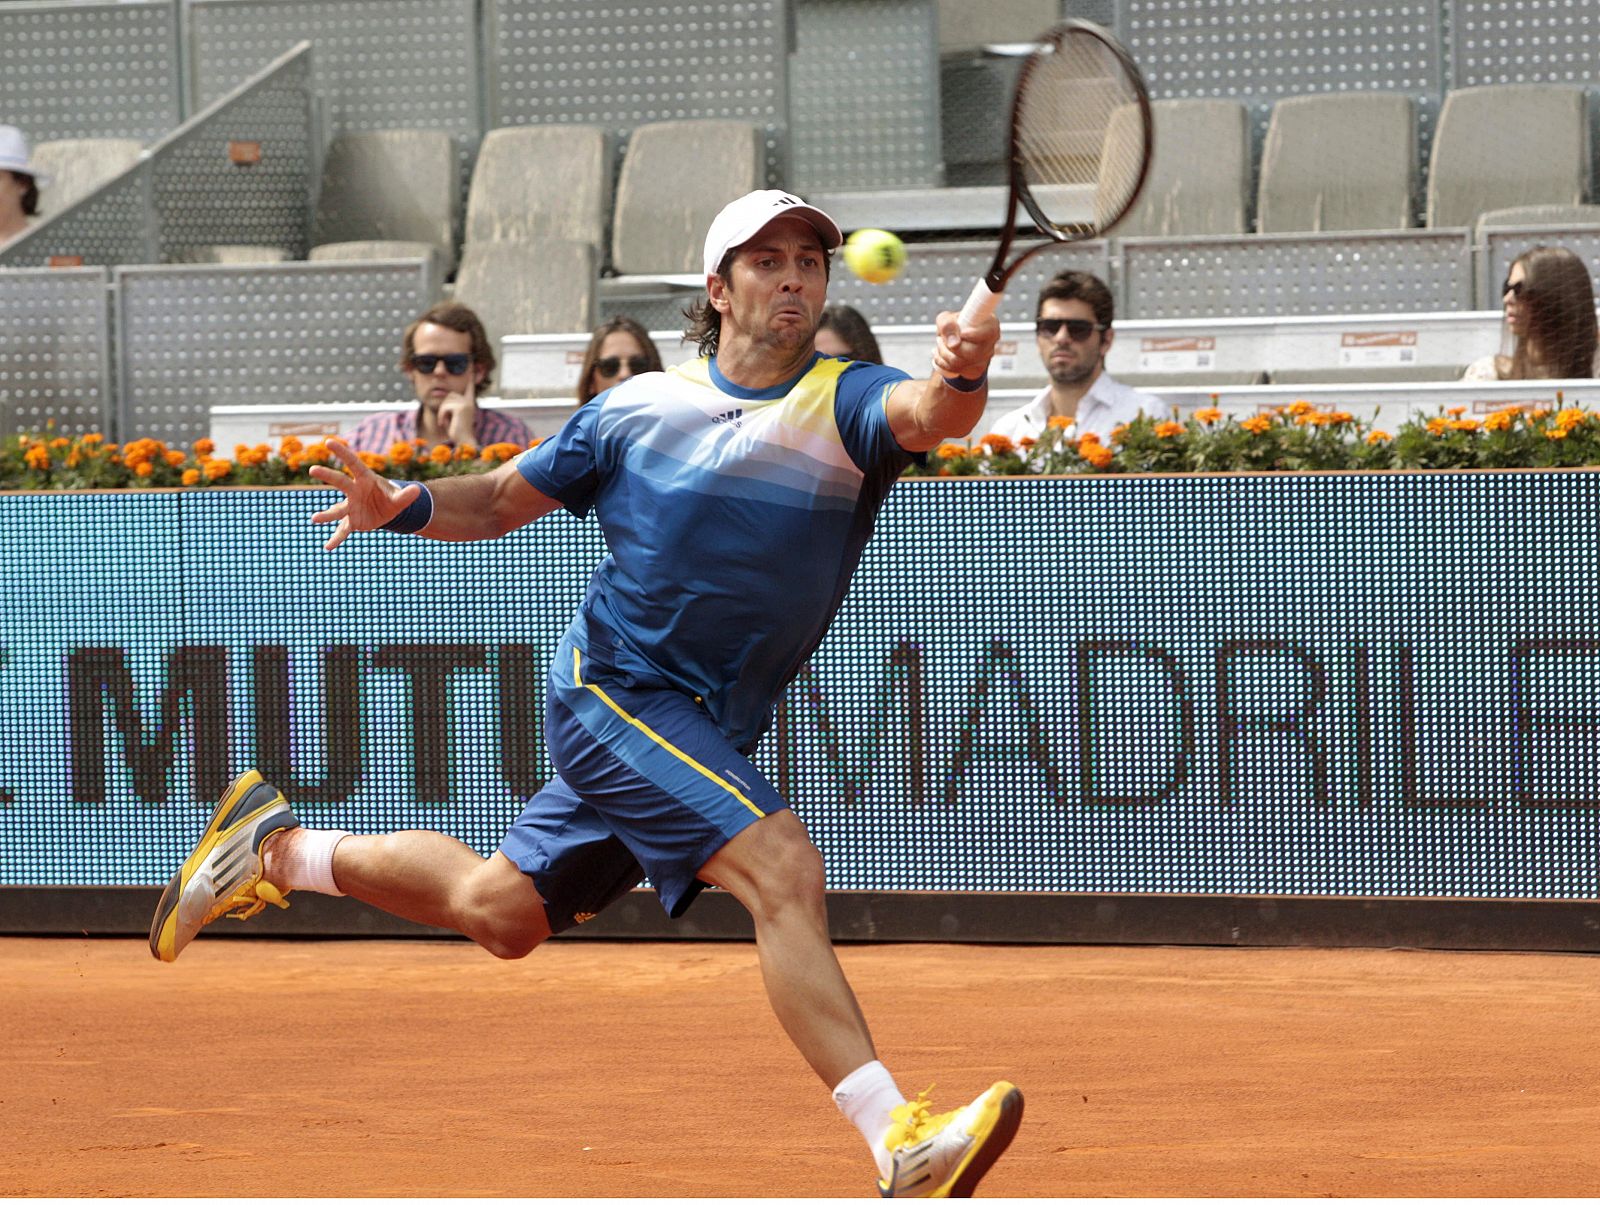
top-left (343, 301), bottom-right (535, 454)
top-left (150, 189), bottom-right (1022, 1197)
top-left (987, 270), bottom-right (1158, 446)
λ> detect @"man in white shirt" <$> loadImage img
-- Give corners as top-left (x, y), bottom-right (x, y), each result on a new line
top-left (987, 270), bottom-right (1160, 444)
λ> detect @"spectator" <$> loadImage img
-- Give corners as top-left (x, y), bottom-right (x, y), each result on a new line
top-left (0, 125), bottom-right (46, 244)
top-left (815, 303), bottom-right (883, 364)
top-left (1463, 245), bottom-right (1600, 381)
top-left (344, 302), bottom-right (534, 453)
top-left (577, 316), bottom-right (664, 405)
top-left (987, 270), bottom-right (1159, 445)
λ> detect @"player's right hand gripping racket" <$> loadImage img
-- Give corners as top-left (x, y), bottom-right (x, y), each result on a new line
top-left (959, 20), bottom-right (1154, 328)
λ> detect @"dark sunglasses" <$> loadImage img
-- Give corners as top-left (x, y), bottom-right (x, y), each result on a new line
top-left (410, 353), bottom-right (471, 375)
top-left (595, 355), bottom-right (652, 378)
top-left (1501, 278), bottom-right (1527, 298)
top-left (1036, 317), bottom-right (1109, 341)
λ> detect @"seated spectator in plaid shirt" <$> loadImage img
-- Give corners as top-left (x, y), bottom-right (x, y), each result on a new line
top-left (343, 302), bottom-right (534, 453)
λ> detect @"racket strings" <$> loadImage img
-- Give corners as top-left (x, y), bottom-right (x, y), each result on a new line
top-left (1015, 33), bottom-right (1147, 233)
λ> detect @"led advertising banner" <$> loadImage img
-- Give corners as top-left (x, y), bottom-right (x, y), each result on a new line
top-left (1, 475), bottom-right (1597, 898)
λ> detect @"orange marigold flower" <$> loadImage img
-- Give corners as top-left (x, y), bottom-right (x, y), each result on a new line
top-left (456, 443), bottom-right (479, 461)
top-left (1077, 430), bottom-right (1102, 445)
top-left (1019, 436), bottom-right (1036, 449)
top-left (1153, 421), bottom-right (1184, 438)
top-left (937, 443), bottom-right (969, 460)
top-left (66, 450), bottom-right (81, 469)
top-left (481, 441), bottom-right (522, 462)
top-left (1555, 407), bottom-right (1587, 430)
top-left (411, 436), bottom-right (427, 447)
top-left (1045, 415), bottom-right (1073, 430)
top-left (358, 452), bottom-right (388, 471)
top-left (389, 442), bottom-right (415, 465)
top-left (1447, 405), bottom-right (1467, 418)
top-left (1529, 407), bottom-right (1551, 421)
top-left (49, 436), bottom-right (70, 449)
top-left (303, 443), bottom-right (331, 464)
top-left (1080, 442), bottom-right (1115, 469)
top-left (1448, 418), bottom-right (1481, 433)
top-left (1426, 417), bottom-right (1449, 436)
top-left (285, 455), bottom-right (303, 472)
top-left (182, 468), bottom-right (201, 486)
top-left (1546, 428), bottom-right (1569, 440)
top-left (978, 433), bottom-right (1015, 454)
top-left (1287, 400), bottom-right (1313, 417)
top-left (279, 435), bottom-right (305, 456)
top-left (1194, 407), bottom-right (1223, 424)
top-left (205, 458), bottom-right (231, 480)
top-left (134, 461), bottom-right (155, 478)
top-left (1483, 410), bottom-right (1515, 432)
top-left (234, 444), bottom-right (250, 459)
top-left (1240, 415), bottom-right (1272, 435)
top-left (193, 438), bottom-right (215, 458)
top-left (165, 448), bottom-right (187, 467)
top-left (429, 443), bottom-right (453, 464)
top-left (1366, 430), bottom-right (1392, 445)
top-left (527, 437), bottom-right (543, 449)
top-left (24, 444), bottom-right (50, 470)
top-left (81, 433), bottom-right (103, 445)
top-left (1109, 424), bottom-right (1128, 444)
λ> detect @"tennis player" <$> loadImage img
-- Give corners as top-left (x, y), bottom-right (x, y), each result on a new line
top-left (150, 189), bottom-right (1021, 1197)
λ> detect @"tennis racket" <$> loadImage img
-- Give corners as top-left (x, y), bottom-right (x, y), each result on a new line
top-left (959, 20), bottom-right (1154, 328)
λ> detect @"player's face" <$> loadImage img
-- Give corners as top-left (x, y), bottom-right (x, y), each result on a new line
top-left (406, 322), bottom-right (479, 410)
top-left (1503, 261), bottom-right (1529, 337)
top-left (1035, 297), bottom-right (1110, 387)
top-left (718, 216), bottom-right (828, 353)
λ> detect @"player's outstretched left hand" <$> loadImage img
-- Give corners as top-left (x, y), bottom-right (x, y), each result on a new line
top-left (308, 437), bottom-right (420, 551)
top-left (932, 309), bottom-right (1000, 383)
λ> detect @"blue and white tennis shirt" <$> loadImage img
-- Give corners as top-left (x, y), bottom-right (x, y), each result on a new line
top-left (517, 352), bottom-right (913, 749)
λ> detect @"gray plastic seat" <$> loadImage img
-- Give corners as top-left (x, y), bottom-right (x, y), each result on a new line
top-left (167, 245), bottom-right (290, 265)
top-left (1104, 99), bottom-right (1250, 238)
top-left (937, 0), bottom-right (1060, 52)
top-left (453, 238), bottom-right (596, 352)
top-left (1475, 204), bottom-right (1600, 236)
top-left (312, 130), bottom-right (458, 273)
top-left (1257, 93), bottom-right (1417, 233)
top-left (466, 125), bottom-right (611, 251)
top-left (32, 139), bottom-right (143, 213)
top-left (1426, 85), bottom-right (1589, 229)
top-left (611, 120), bottom-right (764, 275)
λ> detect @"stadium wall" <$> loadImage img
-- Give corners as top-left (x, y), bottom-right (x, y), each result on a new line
top-left (2, 475), bottom-right (1598, 949)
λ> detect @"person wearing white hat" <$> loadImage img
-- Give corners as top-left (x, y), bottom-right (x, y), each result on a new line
top-left (151, 190), bottom-right (1017, 1197)
top-left (0, 125), bottom-right (48, 244)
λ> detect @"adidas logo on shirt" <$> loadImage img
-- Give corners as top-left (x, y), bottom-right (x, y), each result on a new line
top-left (712, 408), bottom-right (744, 428)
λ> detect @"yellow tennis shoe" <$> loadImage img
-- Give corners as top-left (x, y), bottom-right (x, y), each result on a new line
top-left (878, 1081), bottom-right (1023, 1198)
top-left (148, 769), bottom-right (298, 963)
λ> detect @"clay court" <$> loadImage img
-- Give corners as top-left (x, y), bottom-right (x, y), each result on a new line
top-left (3, 936), bottom-right (1598, 1197)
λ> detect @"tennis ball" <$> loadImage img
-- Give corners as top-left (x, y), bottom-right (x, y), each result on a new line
top-left (843, 228), bottom-right (906, 285)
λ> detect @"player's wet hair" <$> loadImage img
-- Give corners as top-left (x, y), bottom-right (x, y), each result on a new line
top-left (683, 245), bottom-right (833, 359)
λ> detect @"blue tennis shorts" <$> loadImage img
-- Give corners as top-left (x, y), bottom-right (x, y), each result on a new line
top-left (499, 635), bottom-right (788, 924)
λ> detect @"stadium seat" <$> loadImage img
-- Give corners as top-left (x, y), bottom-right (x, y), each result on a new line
top-left (309, 240), bottom-right (443, 296)
top-left (1425, 85), bottom-right (1589, 229)
top-left (32, 138), bottom-right (143, 213)
top-left (453, 238), bottom-right (596, 354)
top-left (1103, 99), bottom-right (1251, 238)
top-left (312, 130), bottom-right (458, 274)
top-left (466, 125), bottom-right (612, 252)
top-left (1257, 93), bottom-right (1417, 233)
top-left (610, 120), bottom-right (763, 275)
top-left (167, 245), bottom-right (290, 265)
top-left (1474, 203), bottom-right (1600, 237)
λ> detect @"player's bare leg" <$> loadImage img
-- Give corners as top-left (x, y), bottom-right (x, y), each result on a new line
top-left (698, 808), bottom-right (875, 1086)
top-left (700, 809), bottom-right (1022, 1197)
top-left (290, 831), bottom-right (552, 959)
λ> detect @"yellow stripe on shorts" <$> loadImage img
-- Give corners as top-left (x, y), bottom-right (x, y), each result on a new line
top-left (573, 648), bottom-right (765, 818)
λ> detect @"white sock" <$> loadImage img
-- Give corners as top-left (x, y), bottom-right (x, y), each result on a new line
top-left (263, 827), bottom-right (349, 896)
top-left (833, 1060), bottom-right (906, 1179)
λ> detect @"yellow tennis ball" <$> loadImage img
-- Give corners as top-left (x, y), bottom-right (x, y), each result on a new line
top-left (843, 228), bottom-right (906, 284)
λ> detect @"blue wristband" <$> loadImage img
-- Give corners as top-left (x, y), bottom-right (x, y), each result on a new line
top-left (942, 371), bottom-right (988, 393)
top-left (380, 482), bottom-right (434, 533)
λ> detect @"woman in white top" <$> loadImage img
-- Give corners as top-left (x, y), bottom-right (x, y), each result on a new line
top-left (1462, 245), bottom-right (1600, 381)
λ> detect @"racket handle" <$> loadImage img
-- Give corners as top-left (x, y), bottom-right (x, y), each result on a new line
top-left (959, 279), bottom-right (1002, 329)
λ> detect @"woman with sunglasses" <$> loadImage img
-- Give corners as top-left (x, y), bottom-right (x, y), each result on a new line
top-left (1463, 245), bottom-right (1600, 381)
top-left (577, 316), bottom-right (665, 405)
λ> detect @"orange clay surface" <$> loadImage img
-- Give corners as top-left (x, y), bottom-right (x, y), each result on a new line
top-left (2, 936), bottom-right (1599, 1198)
